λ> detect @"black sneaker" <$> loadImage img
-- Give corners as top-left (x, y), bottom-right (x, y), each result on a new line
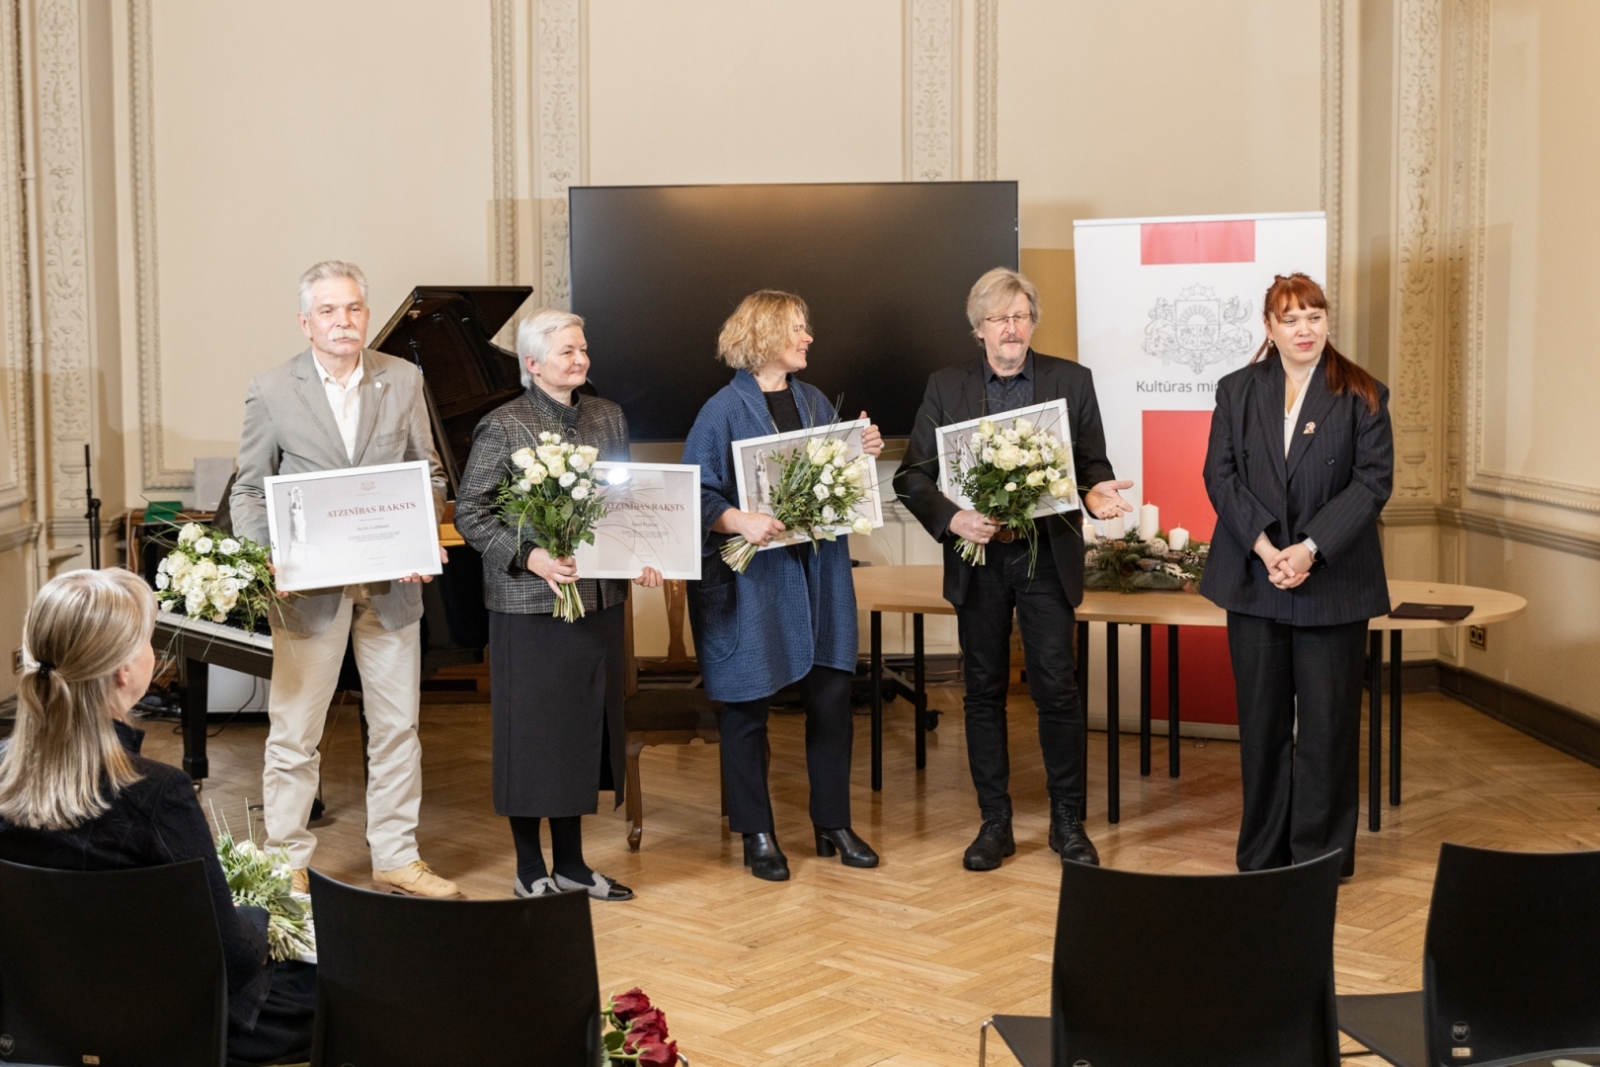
top-left (1049, 799), bottom-right (1100, 866)
top-left (962, 817), bottom-right (1016, 871)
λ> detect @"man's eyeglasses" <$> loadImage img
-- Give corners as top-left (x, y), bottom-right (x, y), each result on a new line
top-left (984, 313), bottom-right (1033, 327)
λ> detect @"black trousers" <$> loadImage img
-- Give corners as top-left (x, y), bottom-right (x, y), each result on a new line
top-left (1226, 612), bottom-right (1368, 878)
top-left (720, 664), bottom-right (853, 834)
top-left (956, 536), bottom-right (1084, 820)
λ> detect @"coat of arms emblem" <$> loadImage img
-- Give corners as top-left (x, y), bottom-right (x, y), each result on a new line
top-left (1142, 284), bottom-right (1255, 374)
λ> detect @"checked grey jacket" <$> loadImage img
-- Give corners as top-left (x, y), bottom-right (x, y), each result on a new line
top-left (453, 385), bottom-right (632, 616)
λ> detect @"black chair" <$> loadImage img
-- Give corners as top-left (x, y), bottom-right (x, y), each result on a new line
top-left (308, 870), bottom-right (601, 1066)
top-left (0, 857), bottom-right (227, 1067)
top-left (980, 850), bottom-right (1344, 1067)
top-left (1339, 843), bottom-right (1600, 1067)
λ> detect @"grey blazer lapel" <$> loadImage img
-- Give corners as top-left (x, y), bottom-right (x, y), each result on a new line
top-left (351, 351), bottom-right (389, 465)
top-left (291, 350), bottom-right (352, 467)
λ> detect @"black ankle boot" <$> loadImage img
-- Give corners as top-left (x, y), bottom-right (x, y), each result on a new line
top-left (1049, 799), bottom-right (1100, 866)
top-left (742, 832), bottom-right (790, 881)
top-left (814, 826), bottom-right (879, 868)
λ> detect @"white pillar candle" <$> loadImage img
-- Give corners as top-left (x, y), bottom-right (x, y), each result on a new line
top-left (1082, 519), bottom-right (1098, 543)
top-left (1105, 513), bottom-right (1126, 540)
top-left (1168, 526), bottom-right (1189, 552)
top-left (1138, 503), bottom-right (1160, 542)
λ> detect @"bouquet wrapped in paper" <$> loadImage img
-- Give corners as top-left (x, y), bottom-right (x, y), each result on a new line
top-left (949, 417), bottom-right (1075, 567)
top-left (155, 522), bottom-right (278, 630)
top-left (721, 434), bottom-right (874, 574)
top-left (496, 432), bottom-right (608, 623)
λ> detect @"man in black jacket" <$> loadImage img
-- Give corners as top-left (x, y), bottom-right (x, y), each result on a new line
top-left (894, 268), bottom-right (1132, 871)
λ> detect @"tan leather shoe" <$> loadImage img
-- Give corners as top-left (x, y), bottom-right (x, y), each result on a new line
top-left (372, 860), bottom-right (463, 899)
top-left (290, 867), bottom-right (310, 895)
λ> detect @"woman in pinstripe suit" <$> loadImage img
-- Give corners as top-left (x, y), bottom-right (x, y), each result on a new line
top-left (1200, 274), bottom-right (1394, 879)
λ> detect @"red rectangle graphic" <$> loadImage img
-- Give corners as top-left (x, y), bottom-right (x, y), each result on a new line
top-left (1140, 220), bottom-right (1256, 265)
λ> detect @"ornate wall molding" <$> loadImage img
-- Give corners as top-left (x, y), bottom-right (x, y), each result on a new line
top-left (972, 0), bottom-right (998, 181)
top-left (903, 0), bottom-right (958, 181)
top-left (1443, 0), bottom-right (1489, 508)
top-left (0, 0), bottom-right (29, 506)
top-left (1388, 0), bottom-right (1443, 502)
top-left (35, 0), bottom-right (95, 509)
top-left (533, 0), bottom-right (583, 310)
top-left (1321, 0), bottom-right (1344, 339)
top-left (126, 0), bottom-right (188, 492)
top-left (490, 0), bottom-right (517, 285)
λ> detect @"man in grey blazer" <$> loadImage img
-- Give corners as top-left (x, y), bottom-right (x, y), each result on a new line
top-left (230, 261), bottom-right (460, 899)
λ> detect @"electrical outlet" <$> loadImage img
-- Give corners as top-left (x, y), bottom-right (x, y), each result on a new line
top-left (10, 648), bottom-right (20, 674)
top-left (1468, 625), bottom-right (1487, 651)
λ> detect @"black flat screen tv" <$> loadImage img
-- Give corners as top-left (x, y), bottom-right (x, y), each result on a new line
top-left (569, 181), bottom-right (1019, 440)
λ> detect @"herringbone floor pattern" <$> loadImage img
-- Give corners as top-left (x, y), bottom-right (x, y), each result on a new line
top-left (142, 686), bottom-right (1600, 1066)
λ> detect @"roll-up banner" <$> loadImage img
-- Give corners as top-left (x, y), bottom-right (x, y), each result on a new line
top-left (1074, 212), bottom-right (1327, 728)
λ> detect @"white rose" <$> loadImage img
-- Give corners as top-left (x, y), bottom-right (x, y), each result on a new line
top-left (196, 560), bottom-right (219, 580)
top-left (159, 599), bottom-right (174, 613)
top-left (834, 485), bottom-right (849, 498)
top-left (1025, 470), bottom-right (1047, 487)
top-left (185, 590), bottom-right (206, 615)
top-left (970, 432), bottom-right (984, 447)
top-left (155, 572), bottom-right (169, 590)
top-left (510, 448), bottom-right (536, 470)
top-left (546, 456), bottom-right (567, 477)
top-left (978, 420), bottom-right (996, 438)
top-left (821, 505), bottom-right (836, 523)
top-left (558, 471), bottom-right (577, 487)
top-left (568, 453), bottom-right (590, 472)
top-left (852, 516), bottom-right (873, 535)
top-left (813, 483), bottom-right (830, 501)
top-left (194, 537), bottom-right (214, 555)
top-left (156, 556), bottom-right (169, 574)
top-left (516, 480), bottom-right (532, 493)
top-left (526, 464), bottom-right (547, 482)
top-left (1049, 479), bottom-right (1074, 499)
top-left (218, 565), bottom-right (236, 579)
top-left (219, 538), bottom-right (241, 556)
top-left (539, 431), bottom-right (559, 444)
top-left (1004, 482), bottom-right (1017, 492)
top-left (236, 563), bottom-right (255, 580)
top-left (1045, 467), bottom-right (1060, 481)
top-left (1014, 417), bottom-right (1034, 436)
top-left (571, 485), bottom-right (589, 500)
top-left (806, 439), bottom-right (825, 460)
top-left (576, 445), bottom-right (600, 466)
top-left (177, 522), bottom-right (203, 546)
top-left (981, 447), bottom-right (997, 463)
top-left (819, 466), bottom-right (834, 485)
top-left (993, 446), bottom-right (1024, 472)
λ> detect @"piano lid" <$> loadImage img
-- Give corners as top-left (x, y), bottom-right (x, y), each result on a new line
top-left (371, 285), bottom-right (533, 497)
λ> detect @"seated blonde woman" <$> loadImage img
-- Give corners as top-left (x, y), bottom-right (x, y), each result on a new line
top-left (0, 569), bottom-right (315, 1067)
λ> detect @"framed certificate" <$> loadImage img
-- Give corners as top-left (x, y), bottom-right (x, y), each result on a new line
top-left (731, 419), bottom-right (884, 551)
top-left (935, 398), bottom-right (1081, 516)
top-left (263, 460), bottom-right (443, 593)
top-left (573, 462), bottom-right (702, 580)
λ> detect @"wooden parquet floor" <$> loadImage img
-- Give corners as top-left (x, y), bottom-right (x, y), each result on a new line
top-left (141, 686), bottom-right (1600, 1066)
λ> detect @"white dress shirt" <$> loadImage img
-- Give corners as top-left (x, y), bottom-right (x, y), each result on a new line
top-left (313, 353), bottom-right (364, 462)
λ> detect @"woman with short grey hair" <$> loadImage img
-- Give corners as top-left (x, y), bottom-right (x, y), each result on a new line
top-left (454, 308), bottom-right (661, 902)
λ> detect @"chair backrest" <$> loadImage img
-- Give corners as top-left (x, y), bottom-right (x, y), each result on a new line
top-left (1050, 851), bottom-right (1343, 1067)
top-left (0, 857), bottom-right (227, 1067)
top-left (1424, 843), bottom-right (1600, 1065)
top-left (309, 871), bottom-right (601, 1067)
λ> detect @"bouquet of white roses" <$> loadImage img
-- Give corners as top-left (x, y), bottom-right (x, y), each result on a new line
top-left (155, 523), bottom-right (278, 630)
top-left (721, 434), bottom-right (875, 574)
top-left (950, 416), bottom-right (1075, 567)
top-left (212, 803), bottom-right (315, 962)
top-left (496, 431), bottom-right (608, 623)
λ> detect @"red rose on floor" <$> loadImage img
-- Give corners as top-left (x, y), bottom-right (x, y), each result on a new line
top-left (624, 1007), bottom-right (669, 1046)
top-left (632, 1036), bottom-right (679, 1066)
top-left (610, 987), bottom-right (652, 1021)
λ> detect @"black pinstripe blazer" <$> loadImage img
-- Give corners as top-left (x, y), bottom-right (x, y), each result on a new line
top-left (1198, 354), bottom-right (1394, 626)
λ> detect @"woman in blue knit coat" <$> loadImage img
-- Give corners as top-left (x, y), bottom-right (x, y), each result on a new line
top-left (683, 290), bottom-right (881, 881)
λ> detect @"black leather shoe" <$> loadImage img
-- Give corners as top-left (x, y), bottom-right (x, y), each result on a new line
top-left (1049, 799), bottom-right (1100, 866)
top-left (742, 832), bottom-right (790, 881)
top-left (814, 826), bottom-right (879, 868)
top-left (962, 817), bottom-right (1016, 871)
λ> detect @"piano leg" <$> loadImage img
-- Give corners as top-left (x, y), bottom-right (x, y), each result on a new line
top-left (179, 655), bottom-right (210, 782)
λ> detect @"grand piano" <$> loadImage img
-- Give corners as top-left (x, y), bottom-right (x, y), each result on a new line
top-left (161, 285), bottom-right (533, 781)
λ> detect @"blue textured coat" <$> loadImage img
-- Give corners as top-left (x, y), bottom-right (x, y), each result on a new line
top-left (683, 370), bottom-right (859, 704)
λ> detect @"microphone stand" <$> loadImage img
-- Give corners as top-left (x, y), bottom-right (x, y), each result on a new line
top-left (83, 443), bottom-right (101, 569)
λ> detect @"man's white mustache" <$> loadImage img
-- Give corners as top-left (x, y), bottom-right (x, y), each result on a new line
top-left (328, 327), bottom-right (362, 341)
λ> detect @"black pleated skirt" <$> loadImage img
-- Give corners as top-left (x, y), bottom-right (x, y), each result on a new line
top-left (488, 603), bottom-right (626, 817)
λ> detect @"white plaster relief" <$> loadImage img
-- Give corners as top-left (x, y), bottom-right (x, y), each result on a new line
top-left (0, 0), bottom-right (29, 505)
top-left (972, 0), bottom-right (997, 181)
top-left (491, 0), bottom-right (517, 285)
top-left (35, 0), bottom-right (94, 510)
top-left (904, 0), bottom-right (957, 182)
top-left (1321, 0), bottom-right (1344, 338)
top-left (535, 0), bottom-right (582, 310)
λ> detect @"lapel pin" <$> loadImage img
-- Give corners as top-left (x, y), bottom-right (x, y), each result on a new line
top-left (1302, 421), bottom-right (1316, 435)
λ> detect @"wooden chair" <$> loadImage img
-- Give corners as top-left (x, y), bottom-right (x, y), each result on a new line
top-left (624, 580), bottom-right (722, 851)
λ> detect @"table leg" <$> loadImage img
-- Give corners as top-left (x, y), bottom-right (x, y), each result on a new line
top-left (913, 613), bottom-right (927, 771)
top-left (1107, 623), bottom-right (1120, 825)
top-left (1139, 624), bottom-right (1152, 777)
top-left (871, 611), bottom-right (883, 792)
top-left (1168, 625), bottom-right (1181, 779)
top-left (1390, 630), bottom-right (1402, 806)
top-left (1367, 630), bottom-right (1382, 832)
top-left (1075, 619), bottom-right (1090, 822)
top-left (179, 656), bottom-right (210, 782)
